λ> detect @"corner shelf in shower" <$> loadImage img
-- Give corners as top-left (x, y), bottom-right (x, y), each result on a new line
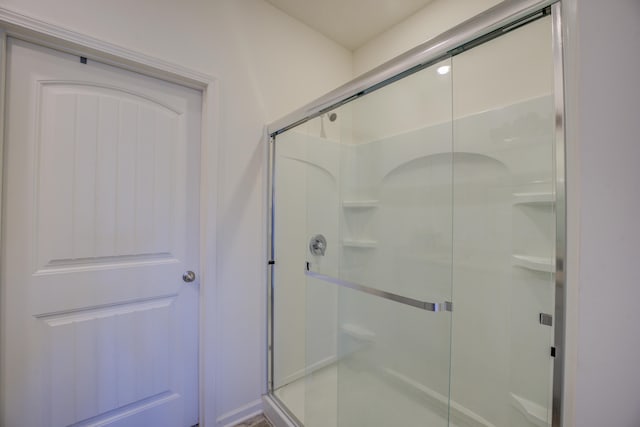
top-left (512, 192), bottom-right (555, 205)
top-left (512, 254), bottom-right (555, 273)
top-left (342, 239), bottom-right (378, 249)
top-left (342, 200), bottom-right (379, 209)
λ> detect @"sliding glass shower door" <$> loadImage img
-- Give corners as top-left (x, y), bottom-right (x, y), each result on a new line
top-left (449, 15), bottom-right (556, 426)
top-left (270, 7), bottom-right (559, 427)
top-left (272, 58), bottom-right (455, 427)
top-left (326, 57), bottom-right (454, 427)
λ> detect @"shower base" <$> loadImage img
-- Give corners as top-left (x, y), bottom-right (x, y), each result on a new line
top-left (272, 362), bottom-right (456, 427)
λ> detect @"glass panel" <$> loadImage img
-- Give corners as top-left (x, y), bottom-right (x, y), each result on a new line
top-left (450, 16), bottom-right (555, 427)
top-left (271, 114), bottom-right (341, 424)
top-left (269, 111), bottom-right (344, 427)
top-left (303, 58), bottom-right (454, 427)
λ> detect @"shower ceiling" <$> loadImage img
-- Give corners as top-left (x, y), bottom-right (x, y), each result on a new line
top-left (264, 0), bottom-right (435, 50)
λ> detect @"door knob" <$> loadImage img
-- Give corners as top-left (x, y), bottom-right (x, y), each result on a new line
top-left (183, 271), bottom-right (196, 283)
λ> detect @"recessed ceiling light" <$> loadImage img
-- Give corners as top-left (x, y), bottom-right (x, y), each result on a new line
top-left (437, 65), bottom-right (450, 75)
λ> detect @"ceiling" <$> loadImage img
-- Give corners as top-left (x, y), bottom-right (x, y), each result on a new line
top-left (264, 0), bottom-right (435, 51)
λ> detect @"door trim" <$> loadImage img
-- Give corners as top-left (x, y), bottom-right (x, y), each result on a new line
top-left (0, 7), bottom-right (220, 426)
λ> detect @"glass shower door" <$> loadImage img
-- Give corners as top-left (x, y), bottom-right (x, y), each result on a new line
top-left (272, 11), bottom-right (558, 427)
top-left (303, 58), bottom-right (454, 427)
top-left (449, 15), bottom-right (556, 427)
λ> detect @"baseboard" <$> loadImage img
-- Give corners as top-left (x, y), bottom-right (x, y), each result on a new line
top-left (216, 399), bottom-right (263, 427)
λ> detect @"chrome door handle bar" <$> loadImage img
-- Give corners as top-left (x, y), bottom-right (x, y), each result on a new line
top-left (305, 270), bottom-right (452, 312)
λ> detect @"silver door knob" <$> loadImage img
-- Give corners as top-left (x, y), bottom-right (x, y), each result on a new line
top-left (183, 271), bottom-right (196, 283)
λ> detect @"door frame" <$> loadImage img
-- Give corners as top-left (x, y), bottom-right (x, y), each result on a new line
top-left (0, 6), bottom-right (220, 426)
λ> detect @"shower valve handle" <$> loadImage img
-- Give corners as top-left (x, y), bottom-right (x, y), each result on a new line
top-left (309, 234), bottom-right (327, 256)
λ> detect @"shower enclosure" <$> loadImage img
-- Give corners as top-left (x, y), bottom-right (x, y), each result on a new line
top-left (266, 1), bottom-right (565, 426)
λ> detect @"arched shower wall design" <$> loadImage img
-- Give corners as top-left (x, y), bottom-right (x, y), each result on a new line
top-left (266, 2), bottom-right (564, 427)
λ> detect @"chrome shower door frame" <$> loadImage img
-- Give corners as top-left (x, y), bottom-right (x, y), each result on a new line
top-left (551, 3), bottom-right (566, 425)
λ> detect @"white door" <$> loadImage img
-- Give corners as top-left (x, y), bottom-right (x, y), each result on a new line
top-left (1, 38), bottom-right (201, 427)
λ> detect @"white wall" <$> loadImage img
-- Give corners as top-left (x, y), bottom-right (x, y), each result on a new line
top-left (0, 1), bottom-right (353, 426)
top-left (564, 0), bottom-right (640, 426)
top-left (353, 0), bottom-right (501, 76)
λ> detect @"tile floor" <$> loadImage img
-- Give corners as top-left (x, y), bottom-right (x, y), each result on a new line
top-left (233, 414), bottom-right (274, 427)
